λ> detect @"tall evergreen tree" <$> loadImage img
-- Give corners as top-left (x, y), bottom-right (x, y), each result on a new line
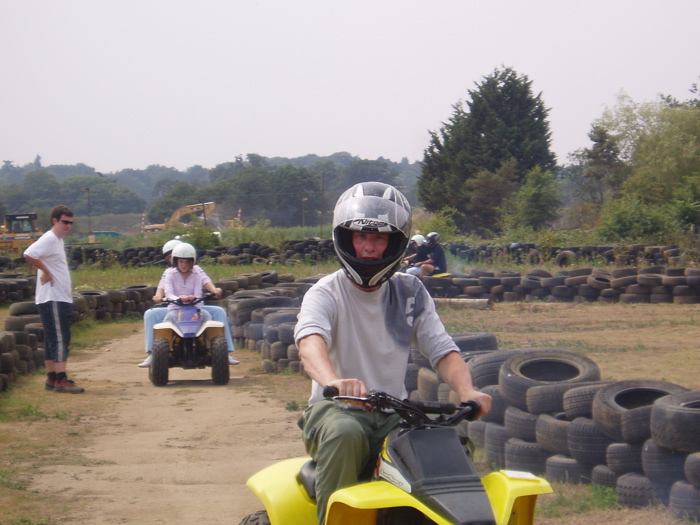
top-left (418, 67), bottom-right (555, 232)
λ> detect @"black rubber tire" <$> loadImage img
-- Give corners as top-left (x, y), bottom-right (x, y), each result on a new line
top-left (3, 314), bottom-right (43, 332)
top-left (535, 413), bottom-right (571, 456)
top-left (499, 349), bottom-right (601, 411)
top-left (410, 347), bottom-right (431, 369)
top-left (650, 390), bottom-right (700, 453)
top-left (504, 406), bottom-right (538, 441)
top-left (505, 438), bottom-right (549, 475)
top-left (8, 301), bottom-right (39, 316)
top-left (210, 336), bottom-right (230, 385)
top-left (555, 250), bottom-right (577, 267)
top-left (417, 367), bottom-right (439, 402)
top-left (642, 439), bottom-right (688, 484)
top-left (563, 382), bottom-right (613, 420)
top-left (545, 454), bottom-right (592, 484)
top-left (0, 352), bottom-right (15, 374)
top-left (685, 452), bottom-right (700, 489)
top-left (239, 510), bottom-right (271, 525)
top-left (616, 472), bottom-right (671, 508)
top-left (606, 442), bottom-right (644, 475)
top-left (467, 419), bottom-right (487, 449)
top-left (484, 423), bottom-right (509, 469)
top-left (669, 481), bottom-right (700, 521)
top-left (468, 350), bottom-right (521, 389)
top-left (527, 380), bottom-right (605, 416)
top-left (567, 417), bottom-right (614, 466)
top-left (591, 464), bottom-right (618, 488)
top-left (450, 332), bottom-right (498, 352)
top-left (149, 337), bottom-right (170, 387)
top-left (592, 380), bottom-right (689, 443)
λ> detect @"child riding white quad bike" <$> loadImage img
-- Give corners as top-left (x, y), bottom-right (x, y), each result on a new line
top-left (149, 292), bottom-right (229, 386)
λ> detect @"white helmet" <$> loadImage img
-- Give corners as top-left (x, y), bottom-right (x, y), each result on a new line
top-left (172, 242), bottom-right (197, 264)
top-left (162, 239), bottom-right (182, 256)
top-left (333, 181), bottom-right (411, 289)
top-left (411, 234), bottom-right (426, 247)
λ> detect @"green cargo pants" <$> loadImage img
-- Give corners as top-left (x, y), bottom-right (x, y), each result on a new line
top-left (299, 399), bottom-right (401, 525)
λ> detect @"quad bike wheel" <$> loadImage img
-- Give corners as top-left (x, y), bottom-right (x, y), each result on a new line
top-left (210, 336), bottom-right (230, 385)
top-left (239, 510), bottom-right (270, 525)
top-left (150, 337), bottom-right (170, 386)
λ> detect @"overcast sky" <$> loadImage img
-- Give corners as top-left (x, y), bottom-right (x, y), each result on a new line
top-left (1, 1), bottom-right (698, 174)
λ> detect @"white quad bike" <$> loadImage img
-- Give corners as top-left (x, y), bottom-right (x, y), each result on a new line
top-left (149, 293), bottom-right (229, 386)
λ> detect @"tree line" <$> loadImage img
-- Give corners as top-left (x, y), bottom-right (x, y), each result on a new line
top-left (2, 67), bottom-right (698, 244)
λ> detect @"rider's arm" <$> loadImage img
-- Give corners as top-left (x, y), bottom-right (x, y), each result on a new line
top-left (203, 280), bottom-right (222, 298)
top-left (436, 351), bottom-right (492, 416)
top-left (298, 334), bottom-right (366, 397)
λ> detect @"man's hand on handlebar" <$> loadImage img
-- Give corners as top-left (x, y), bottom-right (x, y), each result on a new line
top-left (463, 389), bottom-right (492, 418)
top-left (326, 378), bottom-right (367, 398)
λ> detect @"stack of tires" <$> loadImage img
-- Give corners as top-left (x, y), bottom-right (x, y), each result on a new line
top-left (0, 303), bottom-right (45, 389)
top-left (226, 273), bottom-right (316, 372)
top-left (450, 347), bottom-right (700, 518)
top-left (280, 238), bottom-right (335, 264)
top-left (0, 273), bottom-right (35, 303)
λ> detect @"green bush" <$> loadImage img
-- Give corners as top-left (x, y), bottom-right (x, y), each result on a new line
top-left (597, 196), bottom-right (681, 243)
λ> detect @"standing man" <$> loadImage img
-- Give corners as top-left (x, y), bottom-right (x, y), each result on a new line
top-left (419, 231), bottom-right (447, 278)
top-left (24, 205), bottom-right (84, 393)
top-left (294, 182), bottom-right (491, 524)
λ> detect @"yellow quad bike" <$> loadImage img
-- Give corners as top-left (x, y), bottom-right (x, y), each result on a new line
top-left (241, 389), bottom-right (552, 525)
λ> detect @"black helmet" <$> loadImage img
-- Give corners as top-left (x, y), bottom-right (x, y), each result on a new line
top-left (426, 231), bottom-right (440, 245)
top-left (333, 181), bottom-right (411, 289)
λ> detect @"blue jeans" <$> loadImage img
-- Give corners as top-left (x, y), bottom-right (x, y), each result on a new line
top-left (143, 305), bottom-right (235, 354)
top-left (37, 301), bottom-right (73, 362)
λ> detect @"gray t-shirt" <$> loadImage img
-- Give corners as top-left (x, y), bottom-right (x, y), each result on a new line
top-left (295, 270), bottom-right (458, 405)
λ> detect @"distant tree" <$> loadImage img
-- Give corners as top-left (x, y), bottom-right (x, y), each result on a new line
top-left (336, 159), bottom-right (398, 192)
top-left (418, 66), bottom-right (555, 232)
top-left (23, 170), bottom-right (61, 209)
top-left (566, 126), bottom-right (628, 207)
top-left (0, 183), bottom-right (29, 212)
top-left (60, 175), bottom-right (146, 215)
top-left (500, 167), bottom-right (561, 231)
top-left (147, 181), bottom-right (201, 224)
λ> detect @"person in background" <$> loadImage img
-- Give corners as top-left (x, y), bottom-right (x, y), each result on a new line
top-left (294, 182), bottom-right (491, 524)
top-left (419, 231), bottom-right (447, 278)
top-left (23, 205), bottom-right (85, 393)
top-left (138, 239), bottom-right (239, 367)
top-left (402, 234), bottom-right (430, 276)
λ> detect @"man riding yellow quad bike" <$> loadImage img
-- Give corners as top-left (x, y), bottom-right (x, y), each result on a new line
top-left (241, 388), bottom-right (552, 525)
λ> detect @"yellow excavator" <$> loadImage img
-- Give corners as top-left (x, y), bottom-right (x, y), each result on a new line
top-left (143, 202), bottom-right (217, 234)
top-left (0, 213), bottom-right (43, 252)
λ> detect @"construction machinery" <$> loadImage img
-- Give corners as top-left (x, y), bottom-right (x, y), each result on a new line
top-left (0, 213), bottom-right (43, 252)
top-left (143, 202), bottom-right (216, 234)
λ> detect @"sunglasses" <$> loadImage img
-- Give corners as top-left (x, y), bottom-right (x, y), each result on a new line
top-left (60, 219), bottom-right (74, 225)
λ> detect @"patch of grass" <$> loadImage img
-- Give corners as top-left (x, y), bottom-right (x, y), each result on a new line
top-left (539, 483), bottom-right (618, 518)
top-left (0, 468), bottom-right (26, 490)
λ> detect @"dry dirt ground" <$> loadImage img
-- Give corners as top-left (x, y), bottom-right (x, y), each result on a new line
top-left (3, 322), bottom-right (310, 525)
top-left (3, 301), bottom-right (700, 524)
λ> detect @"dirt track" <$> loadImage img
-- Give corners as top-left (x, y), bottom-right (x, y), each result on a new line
top-left (28, 325), bottom-right (307, 524)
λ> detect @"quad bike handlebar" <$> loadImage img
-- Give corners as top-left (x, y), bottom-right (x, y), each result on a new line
top-left (161, 291), bottom-right (216, 307)
top-left (322, 385), bottom-right (480, 429)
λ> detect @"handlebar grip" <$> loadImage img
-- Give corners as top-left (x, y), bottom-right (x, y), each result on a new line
top-left (412, 400), bottom-right (456, 415)
top-left (459, 400), bottom-right (481, 421)
top-left (323, 385), bottom-right (340, 398)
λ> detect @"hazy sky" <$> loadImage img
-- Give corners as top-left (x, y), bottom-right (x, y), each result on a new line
top-left (1, 1), bottom-right (698, 174)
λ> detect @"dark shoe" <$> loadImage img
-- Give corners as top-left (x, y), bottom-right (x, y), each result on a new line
top-left (54, 379), bottom-right (85, 394)
top-left (45, 379), bottom-right (55, 391)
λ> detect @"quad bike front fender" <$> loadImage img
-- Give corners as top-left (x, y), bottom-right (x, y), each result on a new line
top-left (153, 321), bottom-right (224, 341)
top-left (482, 470), bottom-right (552, 525)
top-left (245, 457), bottom-right (317, 525)
top-left (326, 481), bottom-right (455, 525)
